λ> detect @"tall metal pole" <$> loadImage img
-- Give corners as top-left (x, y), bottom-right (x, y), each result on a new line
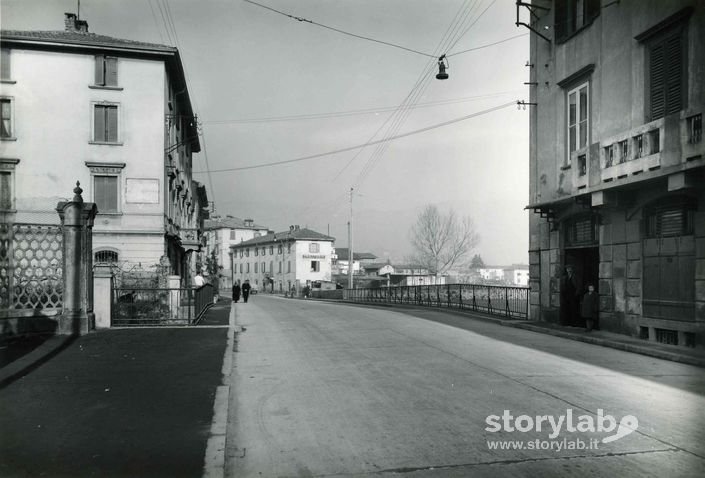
top-left (347, 188), bottom-right (353, 290)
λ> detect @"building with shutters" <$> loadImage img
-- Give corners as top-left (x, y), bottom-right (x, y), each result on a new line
top-left (203, 215), bottom-right (271, 290)
top-left (0, 13), bottom-right (206, 285)
top-left (525, 1), bottom-right (704, 347)
top-left (230, 225), bottom-right (335, 294)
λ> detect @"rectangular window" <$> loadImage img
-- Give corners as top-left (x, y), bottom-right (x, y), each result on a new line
top-left (278, 262), bottom-right (282, 273)
top-left (1, 48), bottom-right (10, 80)
top-left (254, 263), bottom-right (258, 273)
top-left (93, 104), bottom-right (118, 142)
top-left (309, 243), bottom-right (320, 253)
top-left (310, 261), bottom-right (320, 272)
top-left (0, 171), bottom-right (12, 210)
top-left (95, 55), bottom-right (118, 87)
top-left (604, 145), bottom-right (614, 168)
top-left (230, 230), bottom-right (236, 240)
top-left (555, 0), bottom-right (600, 42)
top-left (567, 83), bottom-right (588, 162)
top-left (94, 175), bottom-right (118, 213)
top-left (255, 248), bottom-right (258, 257)
top-left (649, 129), bottom-right (660, 154)
top-left (246, 263), bottom-right (250, 273)
top-left (240, 263), bottom-right (243, 274)
top-left (648, 29), bottom-right (684, 120)
top-left (287, 261), bottom-right (291, 273)
top-left (1, 98), bottom-right (13, 138)
top-left (245, 248), bottom-right (249, 257)
top-left (269, 246), bottom-right (274, 255)
top-left (577, 154), bottom-right (587, 176)
top-left (278, 245), bottom-right (282, 254)
top-left (262, 262), bottom-right (266, 273)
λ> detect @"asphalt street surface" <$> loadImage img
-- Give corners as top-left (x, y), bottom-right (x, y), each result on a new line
top-left (0, 303), bottom-right (230, 478)
top-left (227, 295), bottom-right (705, 477)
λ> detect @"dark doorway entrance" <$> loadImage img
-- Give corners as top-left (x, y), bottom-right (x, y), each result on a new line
top-left (562, 247), bottom-right (599, 327)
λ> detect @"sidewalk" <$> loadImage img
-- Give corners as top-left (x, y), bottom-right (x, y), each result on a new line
top-left (326, 299), bottom-right (705, 368)
top-left (0, 303), bottom-right (231, 478)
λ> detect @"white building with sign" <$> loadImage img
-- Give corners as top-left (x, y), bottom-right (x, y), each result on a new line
top-left (0, 13), bottom-right (205, 284)
top-left (230, 225), bottom-right (335, 294)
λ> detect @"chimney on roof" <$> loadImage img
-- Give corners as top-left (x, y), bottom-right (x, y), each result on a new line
top-left (244, 218), bottom-right (254, 227)
top-left (64, 13), bottom-right (89, 33)
top-left (295, 225), bottom-right (300, 231)
top-left (290, 225), bottom-right (295, 232)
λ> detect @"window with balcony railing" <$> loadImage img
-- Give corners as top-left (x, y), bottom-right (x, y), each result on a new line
top-left (687, 114), bottom-right (702, 144)
top-left (578, 154), bottom-right (587, 176)
top-left (604, 145), bottom-right (614, 168)
top-left (648, 129), bottom-right (660, 154)
top-left (618, 140), bottom-right (629, 163)
top-left (633, 134), bottom-right (644, 158)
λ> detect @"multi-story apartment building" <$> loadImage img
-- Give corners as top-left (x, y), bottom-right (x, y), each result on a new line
top-left (202, 215), bottom-right (270, 289)
top-left (230, 225), bottom-right (334, 293)
top-left (0, 13), bottom-right (205, 284)
top-left (526, 1), bottom-right (704, 347)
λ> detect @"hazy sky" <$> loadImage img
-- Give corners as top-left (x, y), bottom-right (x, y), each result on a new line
top-left (1, 0), bottom-right (531, 266)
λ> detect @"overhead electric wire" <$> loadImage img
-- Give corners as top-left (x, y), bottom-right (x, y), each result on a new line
top-left (447, 32), bottom-right (528, 57)
top-left (446, 0), bottom-right (497, 54)
top-left (351, 0), bottom-right (481, 190)
top-left (243, 0), bottom-right (436, 58)
top-left (204, 90), bottom-right (520, 125)
top-left (147, 0), bottom-right (166, 44)
top-left (193, 101), bottom-right (516, 175)
top-left (158, 0), bottom-right (216, 202)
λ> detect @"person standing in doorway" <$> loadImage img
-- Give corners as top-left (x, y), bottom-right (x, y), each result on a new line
top-left (232, 280), bottom-right (241, 303)
top-left (581, 283), bottom-right (599, 332)
top-left (242, 279), bottom-right (251, 303)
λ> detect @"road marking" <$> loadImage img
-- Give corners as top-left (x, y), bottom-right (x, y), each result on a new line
top-left (202, 303), bottom-right (236, 478)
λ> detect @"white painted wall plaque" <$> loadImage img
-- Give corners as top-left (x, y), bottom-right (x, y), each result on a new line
top-left (126, 178), bottom-right (160, 204)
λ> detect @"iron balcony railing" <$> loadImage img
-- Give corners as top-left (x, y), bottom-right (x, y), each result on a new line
top-left (112, 283), bottom-right (214, 327)
top-left (345, 283), bottom-right (529, 319)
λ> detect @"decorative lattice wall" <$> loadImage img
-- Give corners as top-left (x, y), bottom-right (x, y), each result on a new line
top-left (0, 223), bottom-right (63, 311)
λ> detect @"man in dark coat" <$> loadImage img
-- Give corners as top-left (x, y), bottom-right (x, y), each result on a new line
top-left (242, 280), bottom-right (251, 303)
top-left (581, 283), bottom-right (599, 332)
top-left (232, 281), bottom-right (241, 303)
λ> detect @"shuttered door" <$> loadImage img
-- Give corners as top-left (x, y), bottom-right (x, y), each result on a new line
top-left (642, 203), bottom-right (695, 321)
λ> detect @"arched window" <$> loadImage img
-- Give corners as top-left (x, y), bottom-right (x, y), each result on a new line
top-left (94, 249), bottom-right (118, 264)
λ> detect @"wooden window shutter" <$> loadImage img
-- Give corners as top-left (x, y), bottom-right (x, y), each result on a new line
top-left (1, 48), bottom-right (10, 80)
top-left (106, 106), bottom-right (118, 142)
top-left (665, 33), bottom-right (683, 115)
top-left (94, 105), bottom-right (106, 141)
top-left (0, 171), bottom-right (11, 210)
top-left (105, 57), bottom-right (118, 86)
top-left (95, 55), bottom-right (105, 85)
top-left (555, 0), bottom-right (567, 42)
top-left (649, 43), bottom-right (666, 120)
top-left (586, 0), bottom-right (600, 22)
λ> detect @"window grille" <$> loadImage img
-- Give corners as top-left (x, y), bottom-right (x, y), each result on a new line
top-left (95, 250), bottom-right (118, 264)
top-left (655, 328), bottom-right (678, 345)
top-left (565, 216), bottom-right (597, 247)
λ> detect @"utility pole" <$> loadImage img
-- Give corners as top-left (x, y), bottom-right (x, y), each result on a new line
top-left (347, 187), bottom-right (354, 290)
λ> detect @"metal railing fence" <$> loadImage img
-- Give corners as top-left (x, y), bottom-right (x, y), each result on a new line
top-left (111, 283), bottom-right (214, 327)
top-left (345, 283), bottom-right (529, 319)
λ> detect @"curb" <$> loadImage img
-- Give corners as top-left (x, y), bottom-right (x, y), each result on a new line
top-left (500, 320), bottom-right (705, 368)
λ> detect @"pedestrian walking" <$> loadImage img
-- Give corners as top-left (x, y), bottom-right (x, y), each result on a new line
top-left (232, 281), bottom-right (241, 303)
top-left (242, 279), bottom-right (251, 303)
top-left (581, 283), bottom-right (599, 332)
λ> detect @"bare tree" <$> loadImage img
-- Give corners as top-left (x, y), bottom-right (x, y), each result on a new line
top-left (409, 205), bottom-right (479, 275)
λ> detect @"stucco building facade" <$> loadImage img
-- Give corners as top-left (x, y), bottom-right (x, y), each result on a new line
top-left (0, 13), bottom-right (205, 284)
top-left (526, 1), bottom-right (704, 346)
top-left (230, 226), bottom-right (334, 294)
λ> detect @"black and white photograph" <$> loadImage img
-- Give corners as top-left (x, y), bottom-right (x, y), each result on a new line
top-left (0, 0), bottom-right (704, 476)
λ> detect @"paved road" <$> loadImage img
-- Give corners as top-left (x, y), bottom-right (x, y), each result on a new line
top-left (226, 295), bottom-right (705, 477)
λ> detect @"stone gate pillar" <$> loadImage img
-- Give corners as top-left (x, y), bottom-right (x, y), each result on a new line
top-left (56, 182), bottom-right (98, 335)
